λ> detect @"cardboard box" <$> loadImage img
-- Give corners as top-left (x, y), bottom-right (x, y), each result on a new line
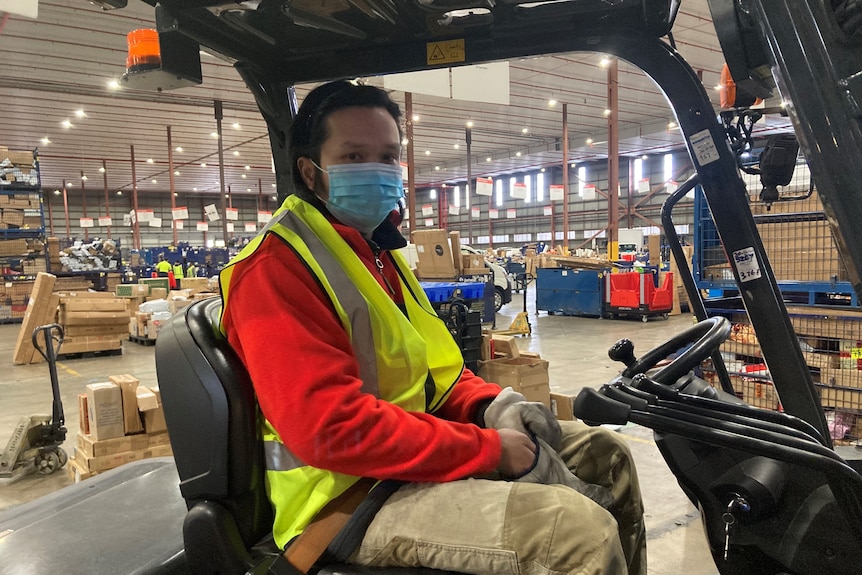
top-left (179, 277), bottom-right (209, 293)
top-left (115, 283), bottom-right (149, 298)
top-left (478, 357), bottom-right (551, 407)
top-left (146, 319), bottom-right (165, 340)
top-left (143, 407), bottom-right (168, 433)
top-left (74, 443), bottom-right (173, 473)
top-left (108, 374), bottom-right (144, 434)
top-left (148, 288), bottom-right (168, 301)
top-left (413, 229), bottom-right (456, 279)
top-left (449, 232), bottom-right (462, 274)
top-left (168, 298), bottom-right (192, 315)
top-left (12, 272), bottom-right (57, 365)
top-left (85, 382), bottom-right (125, 441)
top-left (550, 393), bottom-right (576, 421)
top-left (78, 394), bottom-right (90, 435)
top-left (76, 430), bottom-right (170, 458)
top-left (491, 334), bottom-right (520, 358)
top-left (135, 386), bottom-right (159, 411)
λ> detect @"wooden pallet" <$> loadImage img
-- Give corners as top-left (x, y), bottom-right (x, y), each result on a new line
top-left (128, 335), bottom-right (156, 346)
top-left (57, 348), bottom-right (123, 361)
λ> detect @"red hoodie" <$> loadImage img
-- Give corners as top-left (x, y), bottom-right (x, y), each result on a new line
top-left (221, 218), bottom-right (502, 482)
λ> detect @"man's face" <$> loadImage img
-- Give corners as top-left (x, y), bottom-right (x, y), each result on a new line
top-left (298, 106), bottom-right (401, 201)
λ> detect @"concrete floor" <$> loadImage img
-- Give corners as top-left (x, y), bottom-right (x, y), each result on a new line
top-left (0, 290), bottom-right (719, 574)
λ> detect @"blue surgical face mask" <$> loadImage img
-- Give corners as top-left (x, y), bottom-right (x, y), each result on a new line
top-left (314, 162), bottom-right (405, 234)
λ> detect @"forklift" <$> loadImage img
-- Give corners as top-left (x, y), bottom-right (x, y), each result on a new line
top-left (0, 324), bottom-right (68, 480)
top-left (2, 1), bottom-right (862, 574)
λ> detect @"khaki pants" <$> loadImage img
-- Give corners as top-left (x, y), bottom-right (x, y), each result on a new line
top-left (350, 420), bottom-right (646, 575)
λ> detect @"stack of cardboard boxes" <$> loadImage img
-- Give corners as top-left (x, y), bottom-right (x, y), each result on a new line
top-left (69, 373), bottom-right (171, 480)
top-left (123, 276), bottom-right (218, 341)
top-left (412, 229), bottom-right (487, 279)
top-left (0, 147), bottom-right (39, 187)
top-left (57, 292), bottom-right (130, 355)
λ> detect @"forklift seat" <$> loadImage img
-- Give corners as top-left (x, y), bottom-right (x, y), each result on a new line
top-left (155, 297), bottom-right (461, 575)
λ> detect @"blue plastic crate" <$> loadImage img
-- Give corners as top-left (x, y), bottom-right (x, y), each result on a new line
top-left (420, 281), bottom-right (486, 302)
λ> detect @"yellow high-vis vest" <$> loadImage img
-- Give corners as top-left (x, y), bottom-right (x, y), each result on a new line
top-left (220, 195), bottom-right (465, 548)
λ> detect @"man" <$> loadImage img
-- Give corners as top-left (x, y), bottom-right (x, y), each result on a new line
top-left (155, 254), bottom-right (172, 276)
top-left (219, 80), bottom-right (645, 575)
top-left (186, 261), bottom-right (198, 278)
top-left (172, 260), bottom-right (185, 280)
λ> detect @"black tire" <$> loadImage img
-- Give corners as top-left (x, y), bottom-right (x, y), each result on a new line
top-left (494, 287), bottom-right (504, 312)
top-left (833, 0), bottom-right (862, 41)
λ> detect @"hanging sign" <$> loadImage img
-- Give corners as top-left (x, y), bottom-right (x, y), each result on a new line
top-left (124, 213), bottom-right (132, 226)
top-left (245, 223), bottom-right (257, 233)
top-left (137, 209), bottom-right (154, 222)
top-left (637, 178), bottom-right (650, 193)
top-left (475, 177), bottom-right (493, 196)
top-left (257, 211), bottom-right (272, 223)
top-left (666, 180), bottom-right (678, 194)
top-left (79, 217), bottom-right (94, 228)
top-left (489, 208), bottom-right (499, 219)
top-left (400, 162), bottom-right (409, 181)
top-left (506, 209), bottom-right (517, 219)
top-left (204, 204), bottom-right (220, 222)
top-left (196, 222), bottom-right (209, 231)
top-left (175, 221), bottom-right (184, 230)
top-left (511, 182), bottom-right (527, 199)
top-left (424, 218), bottom-right (435, 227)
top-left (582, 184), bottom-right (596, 200)
top-left (471, 207), bottom-right (480, 218)
top-left (149, 217), bottom-right (162, 228)
top-left (98, 216), bottom-right (112, 227)
top-left (225, 207), bottom-right (239, 221)
top-left (172, 207), bottom-right (188, 220)
top-left (549, 184), bottom-right (565, 202)
top-left (226, 222), bottom-right (235, 233)
top-left (421, 204), bottom-right (434, 216)
top-left (448, 205), bottom-right (460, 216)
top-left (543, 206), bottom-right (553, 216)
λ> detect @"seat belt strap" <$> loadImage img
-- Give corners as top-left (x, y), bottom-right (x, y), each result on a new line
top-left (281, 477), bottom-right (378, 573)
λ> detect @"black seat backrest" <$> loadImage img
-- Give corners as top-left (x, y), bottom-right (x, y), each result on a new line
top-left (155, 297), bottom-right (273, 574)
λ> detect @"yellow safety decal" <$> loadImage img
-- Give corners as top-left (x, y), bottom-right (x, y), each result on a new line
top-left (426, 39), bottom-right (465, 65)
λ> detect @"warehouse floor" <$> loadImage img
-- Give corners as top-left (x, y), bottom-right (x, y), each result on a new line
top-left (0, 291), bottom-right (718, 575)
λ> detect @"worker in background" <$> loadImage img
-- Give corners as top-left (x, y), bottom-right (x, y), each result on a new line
top-left (219, 80), bottom-right (646, 575)
top-left (172, 260), bottom-right (185, 280)
top-left (186, 261), bottom-right (198, 278)
top-left (155, 253), bottom-right (172, 277)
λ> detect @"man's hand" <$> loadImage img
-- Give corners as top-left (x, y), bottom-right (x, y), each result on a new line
top-left (496, 428), bottom-right (537, 478)
top-left (483, 387), bottom-right (562, 450)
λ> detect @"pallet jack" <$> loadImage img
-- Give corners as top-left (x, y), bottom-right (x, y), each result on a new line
top-left (0, 324), bottom-right (68, 480)
top-left (493, 273), bottom-right (534, 336)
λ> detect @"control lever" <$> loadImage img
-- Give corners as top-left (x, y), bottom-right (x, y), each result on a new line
top-left (631, 373), bottom-right (681, 401)
top-left (608, 339), bottom-right (637, 368)
top-left (573, 387), bottom-right (632, 426)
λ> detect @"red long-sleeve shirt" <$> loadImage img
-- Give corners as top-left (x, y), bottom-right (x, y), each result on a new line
top-left (221, 220), bottom-right (503, 482)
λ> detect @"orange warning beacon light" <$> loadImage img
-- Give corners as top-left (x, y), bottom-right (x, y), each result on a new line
top-left (126, 29), bottom-right (161, 73)
top-left (719, 63), bottom-right (763, 109)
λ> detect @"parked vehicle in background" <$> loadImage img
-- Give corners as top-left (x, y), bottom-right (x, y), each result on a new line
top-left (461, 245), bottom-right (512, 312)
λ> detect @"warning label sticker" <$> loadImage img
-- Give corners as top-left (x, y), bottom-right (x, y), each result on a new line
top-left (691, 129), bottom-right (721, 166)
top-left (733, 247), bottom-right (762, 283)
top-left (426, 39), bottom-right (465, 65)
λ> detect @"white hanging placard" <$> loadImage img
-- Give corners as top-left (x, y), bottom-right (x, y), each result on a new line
top-left (424, 218), bottom-right (435, 227)
top-left (400, 162), bottom-right (409, 182)
top-left (637, 178), bottom-right (650, 193)
top-left (471, 207), bottom-right (480, 218)
top-left (582, 184), bottom-right (597, 200)
top-left (137, 209), bottom-right (154, 222)
top-left (511, 183), bottom-right (527, 199)
top-left (543, 206), bottom-right (553, 216)
top-left (172, 206), bottom-right (189, 220)
top-left (475, 178), bottom-right (493, 196)
top-left (196, 222), bottom-right (209, 231)
top-left (489, 208), bottom-right (499, 219)
top-left (666, 180), bottom-right (678, 194)
top-left (98, 216), bottom-right (112, 227)
top-left (225, 207), bottom-right (239, 221)
top-left (124, 213), bottom-right (132, 226)
top-left (245, 223), bottom-right (257, 233)
top-left (448, 205), bottom-right (460, 216)
top-left (149, 217), bottom-right (162, 228)
top-left (175, 221), bottom-right (184, 230)
top-left (549, 184), bottom-right (565, 202)
top-left (79, 217), bottom-right (94, 228)
top-left (226, 222), bottom-right (235, 233)
top-left (421, 204), bottom-right (434, 216)
top-left (257, 211), bottom-right (272, 223)
top-left (506, 209), bottom-right (517, 219)
top-left (204, 204), bottom-right (220, 222)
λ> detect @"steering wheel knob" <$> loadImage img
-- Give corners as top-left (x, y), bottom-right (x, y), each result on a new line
top-left (608, 339), bottom-right (637, 367)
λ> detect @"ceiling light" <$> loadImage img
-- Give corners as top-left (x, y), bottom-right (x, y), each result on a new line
top-left (272, 195), bottom-right (277, 201)
top-left (586, 137), bottom-right (594, 145)
top-left (174, 171), bottom-right (180, 176)
top-left (641, 155), bottom-right (648, 160)
top-left (540, 168), bottom-right (546, 172)
top-left (271, 183), bottom-right (276, 187)
top-left (453, 144), bottom-right (460, 150)
top-left (175, 147), bottom-right (183, 153)
top-left (515, 151), bottom-right (522, 157)
top-left (215, 180), bottom-right (220, 185)
top-left (603, 109), bottom-right (611, 116)
top-left (61, 119), bottom-right (73, 129)
top-left (74, 109), bottom-right (87, 118)
top-left (233, 151), bottom-right (240, 156)
top-left (714, 84), bottom-right (724, 91)
top-left (116, 190), bottom-right (123, 195)
top-left (401, 138), bottom-right (409, 146)
top-left (107, 79), bottom-right (120, 90)
top-left (53, 190), bottom-right (61, 195)
top-left (412, 114), bottom-right (420, 122)
top-left (246, 188), bottom-right (251, 192)
top-left (147, 158), bottom-right (154, 164)
top-left (424, 150), bottom-right (431, 156)
top-left (193, 187), bottom-right (198, 191)
top-left (435, 166), bottom-right (440, 171)
top-left (667, 121), bottom-right (677, 129)
top-left (244, 165), bottom-right (250, 170)
top-left (81, 175), bottom-right (88, 181)
top-left (65, 182), bottom-right (73, 188)
top-left (570, 163), bottom-right (576, 168)
top-left (522, 128), bottom-right (528, 134)
top-left (151, 179), bottom-right (158, 184)
top-left (466, 121), bottom-right (474, 128)
top-left (225, 194), bottom-right (230, 198)
top-left (780, 100), bottom-right (788, 108)
top-left (40, 137), bottom-right (51, 145)
top-left (98, 167), bottom-right (105, 173)
top-left (173, 192), bottom-right (178, 197)
top-left (486, 157), bottom-right (492, 162)
top-left (241, 174), bottom-right (247, 179)
top-left (232, 123), bottom-right (241, 130)
top-left (200, 162), bottom-right (207, 167)
top-left (599, 56), bottom-right (612, 67)
top-left (548, 99), bottom-right (557, 107)
top-left (210, 132), bottom-right (219, 139)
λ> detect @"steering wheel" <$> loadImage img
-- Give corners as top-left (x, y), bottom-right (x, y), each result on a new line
top-left (610, 316), bottom-right (731, 384)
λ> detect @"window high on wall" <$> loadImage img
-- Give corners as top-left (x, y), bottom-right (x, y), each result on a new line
top-left (524, 175), bottom-right (531, 203)
top-left (578, 166), bottom-right (586, 197)
top-left (453, 185), bottom-right (460, 208)
top-left (664, 153), bottom-right (673, 182)
top-left (430, 188), bottom-right (437, 200)
top-left (634, 158), bottom-right (643, 187)
top-left (495, 178), bottom-right (503, 207)
top-left (537, 172), bottom-right (545, 202)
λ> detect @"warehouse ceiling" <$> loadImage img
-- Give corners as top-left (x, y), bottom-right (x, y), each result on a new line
top-left (0, 0), bottom-right (794, 202)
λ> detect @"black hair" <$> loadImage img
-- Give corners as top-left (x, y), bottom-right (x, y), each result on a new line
top-left (288, 80), bottom-right (402, 199)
